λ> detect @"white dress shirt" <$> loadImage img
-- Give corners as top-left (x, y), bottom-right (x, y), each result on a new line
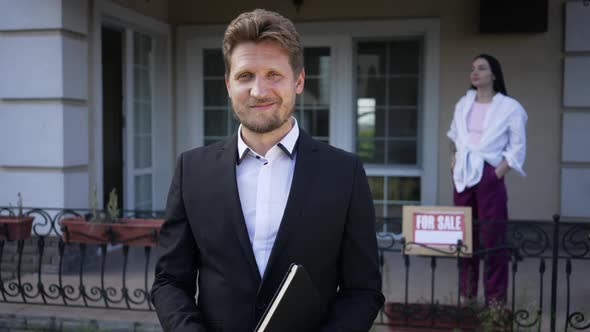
top-left (447, 90), bottom-right (527, 193)
top-left (236, 119), bottom-right (298, 277)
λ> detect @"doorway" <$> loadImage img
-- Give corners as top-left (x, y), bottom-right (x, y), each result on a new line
top-left (101, 26), bottom-right (124, 210)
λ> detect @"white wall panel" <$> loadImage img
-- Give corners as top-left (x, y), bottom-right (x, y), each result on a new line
top-left (0, 169), bottom-right (88, 209)
top-left (561, 168), bottom-right (590, 218)
top-left (0, 35), bottom-right (63, 98)
top-left (0, 103), bottom-right (88, 167)
top-left (563, 56), bottom-right (590, 107)
top-left (0, 0), bottom-right (87, 34)
top-left (62, 0), bottom-right (88, 35)
top-left (62, 36), bottom-right (88, 100)
top-left (565, 1), bottom-right (590, 52)
top-left (64, 171), bottom-right (89, 208)
top-left (562, 112), bottom-right (590, 162)
top-left (0, 34), bottom-right (87, 100)
top-left (0, 0), bottom-right (62, 31)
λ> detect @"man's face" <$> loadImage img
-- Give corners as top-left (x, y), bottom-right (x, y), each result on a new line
top-left (225, 40), bottom-right (304, 134)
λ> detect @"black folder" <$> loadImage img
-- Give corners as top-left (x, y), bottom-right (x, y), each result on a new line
top-left (254, 264), bottom-right (321, 332)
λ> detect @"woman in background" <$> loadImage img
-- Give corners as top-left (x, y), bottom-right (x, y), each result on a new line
top-left (447, 54), bottom-right (527, 306)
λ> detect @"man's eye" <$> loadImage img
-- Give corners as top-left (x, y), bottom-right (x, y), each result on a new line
top-left (238, 73), bottom-right (251, 80)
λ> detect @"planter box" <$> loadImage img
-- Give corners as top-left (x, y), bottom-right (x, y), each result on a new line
top-left (60, 217), bottom-right (164, 246)
top-left (0, 216), bottom-right (34, 241)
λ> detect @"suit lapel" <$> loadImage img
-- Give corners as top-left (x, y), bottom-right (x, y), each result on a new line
top-left (259, 130), bottom-right (318, 285)
top-left (218, 134), bottom-right (261, 283)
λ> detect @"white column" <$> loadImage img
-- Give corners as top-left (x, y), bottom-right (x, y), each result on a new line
top-left (0, 0), bottom-right (89, 209)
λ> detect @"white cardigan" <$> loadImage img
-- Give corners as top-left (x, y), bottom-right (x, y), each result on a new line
top-left (447, 90), bottom-right (527, 193)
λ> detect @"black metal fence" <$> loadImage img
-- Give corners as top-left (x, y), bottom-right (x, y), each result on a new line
top-left (0, 207), bottom-right (588, 332)
top-left (375, 216), bottom-right (590, 332)
top-left (0, 206), bottom-right (163, 311)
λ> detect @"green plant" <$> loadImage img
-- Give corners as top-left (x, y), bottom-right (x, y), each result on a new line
top-left (86, 187), bottom-right (123, 224)
top-left (7, 192), bottom-right (24, 217)
top-left (107, 188), bottom-right (120, 221)
top-left (478, 300), bottom-right (512, 332)
top-left (17, 192), bottom-right (23, 217)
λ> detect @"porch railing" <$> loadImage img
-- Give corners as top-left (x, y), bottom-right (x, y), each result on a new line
top-left (0, 207), bottom-right (588, 332)
top-left (375, 216), bottom-right (590, 332)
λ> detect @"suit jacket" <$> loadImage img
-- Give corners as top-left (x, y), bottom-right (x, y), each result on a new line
top-left (151, 129), bottom-right (385, 332)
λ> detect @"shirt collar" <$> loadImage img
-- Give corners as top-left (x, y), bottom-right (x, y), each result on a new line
top-left (237, 117), bottom-right (299, 165)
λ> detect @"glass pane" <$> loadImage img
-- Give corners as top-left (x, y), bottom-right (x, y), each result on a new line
top-left (388, 41), bottom-right (420, 75)
top-left (357, 76), bottom-right (386, 106)
top-left (387, 140), bottom-right (417, 165)
top-left (142, 69), bottom-right (151, 99)
top-left (133, 68), bottom-right (142, 99)
top-left (203, 49), bottom-right (225, 76)
top-left (357, 138), bottom-right (384, 164)
top-left (314, 109), bottom-right (329, 137)
top-left (355, 39), bottom-right (421, 166)
top-left (302, 78), bottom-right (330, 107)
top-left (357, 42), bottom-right (386, 76)
top-left (387, 177), bottom-right (420, 202)
top-left (134, 102), bottom-right (151, 135)
top-left (230, 116), bottom-right (240, 133)
top-left (367, 176), bottom-right (385, 200)
top-left (134, 136), bottom-right (152, 169)
top-left (204, 110), bottom-right (228, 137)
top-left (134, 174), bottom-right (152, 210)
top-left (387, 108), bottom-right (417, 137)
top-left (133, 33), bottom-right (141, 64)
top-left (297, 47), bottom-right (331, 143)
top-left (357, 102), bottom-right (386, 139)
top-left (204, 79), bottom-right (228, 106)
top-left (304, 48), bottom-right (331, 76)
top-left (141, 34), bottom-right (151, 65)
top-left (389, 77), bottom-right (418, 106)
top-left (374, 203), bottom-right (385, 218)
top-left (386, 204), bottom-right (403, 218)
top-left (302, 110), bottom-right (312, 133)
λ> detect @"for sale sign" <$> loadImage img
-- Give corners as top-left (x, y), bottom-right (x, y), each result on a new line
top-left (402, 206), bottom-right (472, 256)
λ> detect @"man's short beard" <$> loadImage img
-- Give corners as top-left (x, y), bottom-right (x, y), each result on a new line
top-left (232, 98), bottom-right (294, 134)
top-left (237, 112), bottom-right (292, 133)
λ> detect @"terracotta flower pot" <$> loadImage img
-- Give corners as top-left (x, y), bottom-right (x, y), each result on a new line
top-left (0, 216), bottom-right (34, 241)
top-left (60, 217), bottom-right (164, 246)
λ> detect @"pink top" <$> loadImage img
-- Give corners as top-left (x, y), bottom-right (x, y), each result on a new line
top-left (466, 101), bottom-right (490, 145)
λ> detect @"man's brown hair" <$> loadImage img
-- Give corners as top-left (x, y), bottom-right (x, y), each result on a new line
top-left (223, 9), bottom-right (303, 77)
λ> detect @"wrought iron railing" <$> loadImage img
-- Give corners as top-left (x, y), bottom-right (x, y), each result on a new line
top-left (374, 216), bottom-right (590, 332)
top-left (0, 207), bottom-right (588, 331)
top-left (0, 206), bottom-right (164, 311)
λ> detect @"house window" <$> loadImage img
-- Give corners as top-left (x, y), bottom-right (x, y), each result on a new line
top-left (295, 47), bottom-right (331, 143)
top-left (368, 176), bottom-right (421, 218)
top-left (203, 49), bottom-right (238, 146)
top-left (356, 40), bottom-right (421, 166)
top-left (132, 32), bottom-right (154, 210)
top-left (356, 39), bottom-right (423, 217)
top-left (183, 20), bottom-right (439, 217)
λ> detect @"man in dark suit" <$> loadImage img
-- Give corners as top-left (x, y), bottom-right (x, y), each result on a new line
top-left (151, 9), bottom-right (384, 332)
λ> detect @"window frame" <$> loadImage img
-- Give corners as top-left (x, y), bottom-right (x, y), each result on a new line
top-left (177, 18), bottom-right (440, 205)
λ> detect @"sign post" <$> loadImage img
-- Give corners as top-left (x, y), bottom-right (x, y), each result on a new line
top-left (402, 206), bottom-right (472, 256)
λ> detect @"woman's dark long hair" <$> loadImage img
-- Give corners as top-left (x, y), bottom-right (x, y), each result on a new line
top-left (470, 54), bottom-right (508, 95)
